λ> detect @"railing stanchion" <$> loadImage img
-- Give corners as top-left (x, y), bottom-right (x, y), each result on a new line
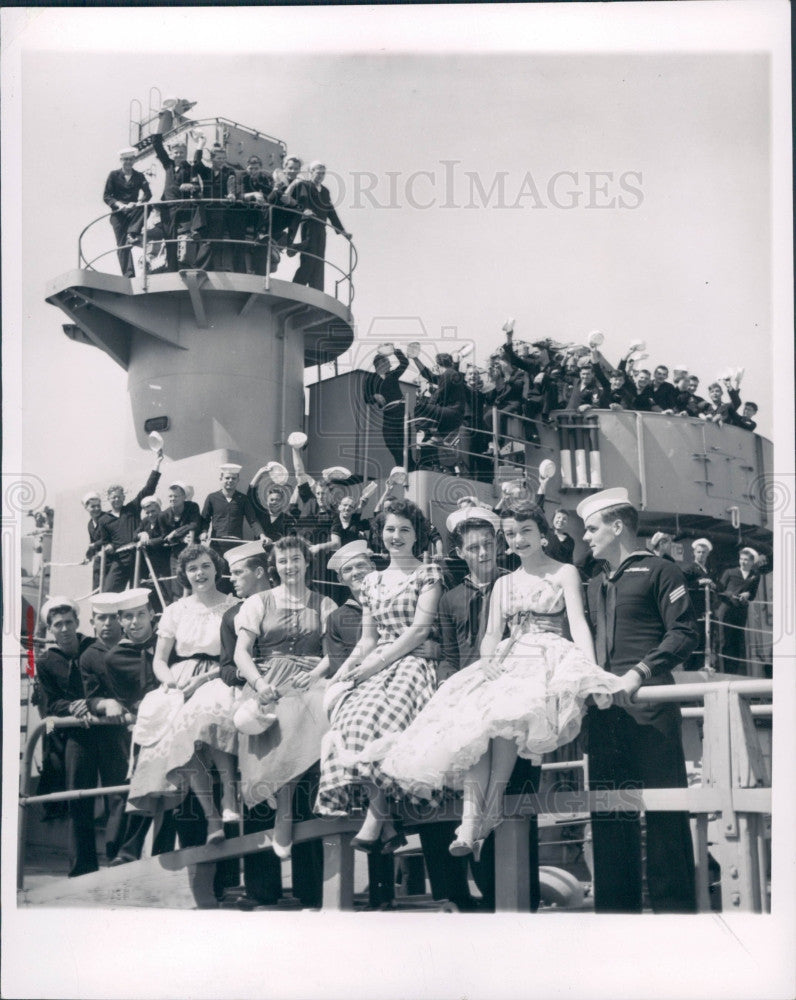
top-left (141, 203), bottom-right (148, 291)
top-left (491, 405), bottom-right (500, 483)
top-left (703, 582), bottom-right (714, 672)
top-left (265, 204), bottom-right (273, 292)
top-left (98, 548), bottom-right (106, 592)
top-left (403, 403), bottom-right (410, 473)
top-left (133, 548), bottom-right (142, 588)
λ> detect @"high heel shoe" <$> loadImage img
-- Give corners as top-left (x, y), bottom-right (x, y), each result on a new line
top-left (206, 821), bottom-right (225, 846)
top-left (351, 835), bottom-right (383, 854)
top-left (448, 835), bottom-right (485, 862)
top-left (271, 837), bottom-right (292, 861)
top-left (380, 830), bottom-right (407, 855)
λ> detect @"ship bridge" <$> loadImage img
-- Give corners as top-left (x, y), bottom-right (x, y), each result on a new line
top-left (45, 110), bottom-right (355, 465)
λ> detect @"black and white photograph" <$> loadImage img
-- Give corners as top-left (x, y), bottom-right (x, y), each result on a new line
top-left (2, 4), bottom-right (794, 998)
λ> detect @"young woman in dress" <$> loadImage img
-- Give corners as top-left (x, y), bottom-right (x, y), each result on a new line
top-left (316, 499), bottom-right (443, 854)
top-left (369, 501), bottom-right (622, 858)
top-left (233, 536), bottom-right (336, 858)
top-left (126, 544), bottom-right (239, 844)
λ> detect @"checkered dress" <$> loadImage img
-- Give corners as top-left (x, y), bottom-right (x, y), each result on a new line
top-left (316, 563), bottom-right (442, 815)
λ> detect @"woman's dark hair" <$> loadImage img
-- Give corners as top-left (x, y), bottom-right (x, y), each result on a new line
top-left (268, 535), bottom-right (313, 584)
top-left (383, 498), bottom-right (431, 557)
top-left (501, 500), bottom-right (549, 536)
top-left (177, 543), bottom-right (227, 592)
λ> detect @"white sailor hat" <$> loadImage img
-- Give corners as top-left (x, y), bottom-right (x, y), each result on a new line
top-left (118, 147), bottom-right (137, 159)
top-left (673, 364), bottom-right (689, 375)
top-left (225, 541), bottom-right (266, 568)
top-left (168, 480), bottom-right (189, 495)
top-left (501, 478), bottom-right (527, 496)
top-left (649, 531), bottom-right (672, 549)
top-left (264, 461), bottom-right (289, 485)
top-left (40, 595), bottom-right (79, 626)
top-left (740, 547), bottom-right (759, 560)
top-left (140, 495), bottom-right (161, 510)
top-left (576, 488), bottom-right (633, 523)
top-left (691, 537), bottom-right (713, 552)
top-left (455, 495), bottom-right (480, 509)
top-left (446, 507), bottom-right (501, 535)
top-left (82, 491), bottom-right (101, 506)
top-left (323, 466), bottom-right (352, 483)
top-left (115, 588), bottom-right (153, 612)
top-left (287, 431), bottom-right (308, 450)
top-left (219, 463), bottom-right (242, 474)
top-left (328, 540), bottom-right (372, 576)
top-left (387, 467), bottom-right (408, 485)
top-left (576, 355), bottom-right (592, 369)
top-left (90, 593), bottom-right (122, 615)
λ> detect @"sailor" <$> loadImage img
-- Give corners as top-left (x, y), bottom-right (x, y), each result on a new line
top-left (716, 547), bottom-right (760, 674)
top-left (648, 531), bottom-right (675, 562)
top-left (200, 463), bottom-right (267, 558)
top-left (217, 541), bottom-right (283, 908)
top-left (287, 161), bottom-right (351, 291)
top-left (76, 593), bottom-right (131, 862)
top-left (363, 348), bottom-right (411, 469)
top-left (137, 496), bottom-right (170, 605)
top-left (545, 509), bottom-right (575, 565)
top-left (152, 108), bottom-right (200, 270)
top-left (682, 538), bottom-right (717, 671)
top-left (101, 450), bottom-right (164, 592)
top-left (578, 487), bottom-right (698, 913)
top-left (102, 590), bottom-right (181, 866)
top-left (102, 147), bottom-right (152, 278)
top-left (82, 491), bottom-right (111, 590)
top-left (159, 480), bottom-right (202, 603)
top-left (246, 465), bottom-right (297, 544)
top-left (35, 596), bottom-right (97, 876)
top-left (434, 508), bottom-right (541, 912)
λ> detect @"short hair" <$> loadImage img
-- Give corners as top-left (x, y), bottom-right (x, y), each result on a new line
top-left (382, 498), bottom-right (431, 557)
top-left (707, 382), bottom-right (722, 392)
top-left (637, 369), bottom-right (651, 378)
top-left (106, 483), bottom-right (124, 496)
top-left (176, 544), bottom-right (226, 592)
top-left (436, 353), bottom-right (454, 368)
top-left (744, 401), bottom-right (758, 413)
top-left (241, 553), bottom-right (270, 575)
top-left (451, 516), bottom-right (497, 550)
top-left (373, 354), bottom-right (390, 368)
top-left (597, 503), bottom-right (639, 533)
top-left (268, 535), bottom-right (313, 583)
top-left (654, 365), bottom-right (669, 375)
top-left (46, 603), bottom-right (78, 627)
top-left (502, 501), bottom-right (549, 536)
top-left (284, 156), bottom-right (302, 168)
top-left (554, 508), bottom-right (568, 518)
top-left (247, 155), bottom-right (262, 165)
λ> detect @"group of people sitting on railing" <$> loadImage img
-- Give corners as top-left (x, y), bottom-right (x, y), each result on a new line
top-left (102, 103), bottom-right (350, 289)
top-left (364, 322), bottom-right (760, 482)
top-left (38, 482), bottom-right (703, 913)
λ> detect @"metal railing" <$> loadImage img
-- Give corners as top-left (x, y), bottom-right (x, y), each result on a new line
top-left (77, 200), bottom-right (357, 307)
top-left (18, 679), bottom-right (772, 912)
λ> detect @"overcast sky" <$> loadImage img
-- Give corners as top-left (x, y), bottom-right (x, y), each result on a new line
top-left (9, 9), bottom-right (778, 499)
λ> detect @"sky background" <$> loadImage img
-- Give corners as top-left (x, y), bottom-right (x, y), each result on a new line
top-left (10, 14), bottom-right (777, 501)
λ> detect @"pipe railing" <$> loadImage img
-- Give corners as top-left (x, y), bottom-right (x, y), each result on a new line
top-left (77, 200), bottom-right (357, 307)
top-left (18, 680), bottom-right (772, 912)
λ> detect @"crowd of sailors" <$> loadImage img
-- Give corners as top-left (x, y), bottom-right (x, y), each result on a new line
top-left (103, 101), bottom-right (350, 289)
top-left (366, 322), bottom-right (759, 481)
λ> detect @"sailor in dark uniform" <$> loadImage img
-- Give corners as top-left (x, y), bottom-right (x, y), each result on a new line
top-left (159, 481), bottom-right (202, 603)
top-left (682, 537), bottom-right (717, 671)
top-left (716, 547), bottom-right (760, 674)
top-left (101, 450), bottom-right (163, 592)
top-left (286, 161), bottom-right (351, 291)
top-left (82, 491), bottom-right (111, 590)
top-left (35, 596), bottom-right (98, 877)
top-left (579, 487), bottom-right (698, 913)
top-left (364, 348), bottom-right (411, 469)
top-left (102, 147), bottom-right (152, 277)
top-left (75, 593), bottom-right (130, 862)
top-left (200, 463), bottom-right (267, 554)
top-left (152, 109), bottom-right (200, 270)
top-left (246, 465), bottom-right (297, 545)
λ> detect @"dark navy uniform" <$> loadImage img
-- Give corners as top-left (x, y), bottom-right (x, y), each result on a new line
top-left (102, 167), bottom-right (152, 277)
top-left (102, 469), bottom-right (162, 592)
top-left (364, 349), bottom-right (411, 469)
top-left (585, 552), bottom-right (698, 912)
top-left (201, 490), bottom-right (265, 554)
top-left (36, 634), bottom-right (100, 876)
top-left (86, 512), bottom-right (112, 590)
